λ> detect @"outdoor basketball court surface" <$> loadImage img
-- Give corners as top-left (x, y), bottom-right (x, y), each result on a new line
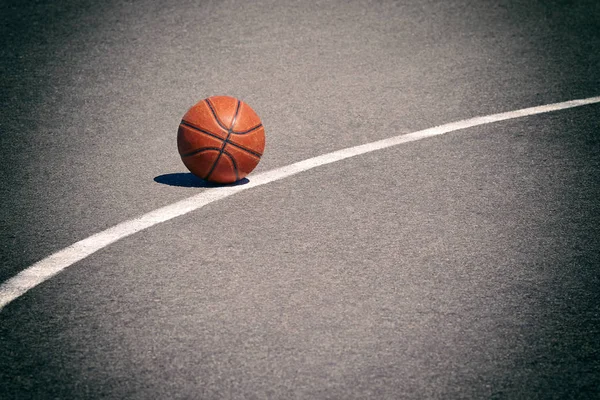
top-left (1, 0), bottom-right (599, 398)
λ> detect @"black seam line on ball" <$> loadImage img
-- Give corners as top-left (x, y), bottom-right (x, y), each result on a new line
top-left (228, 142), bottom-right (262, 158)
top-left (232, 123), bottom-right (263, 135)
top-left (181, 121), bottom-right (262, 158)
top-left (180, 121), bottom-right (224, 141)
top-left (205, 98), bottom-right (229, 132)
top-left (181, 147), bottom-right (222, 158)
top-left (229, 100), bottom-right (242, 131)
top-left (222, 150), bottom-right (240, 181)
top-left (205, 100), bottom-right (242, 180)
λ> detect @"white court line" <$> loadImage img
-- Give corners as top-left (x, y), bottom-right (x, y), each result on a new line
top-left (1, 96), bottom-right (599, 310)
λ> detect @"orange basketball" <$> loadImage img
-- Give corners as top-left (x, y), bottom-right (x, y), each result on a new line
top-left (177, 96), bottom-right (265, 184)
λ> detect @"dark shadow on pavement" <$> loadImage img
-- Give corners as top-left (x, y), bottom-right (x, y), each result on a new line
top-left (154, 172), bottom-right (249, 188)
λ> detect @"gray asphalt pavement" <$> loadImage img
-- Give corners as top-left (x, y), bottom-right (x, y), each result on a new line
top-left (1, 0), bottom-right (599, 398)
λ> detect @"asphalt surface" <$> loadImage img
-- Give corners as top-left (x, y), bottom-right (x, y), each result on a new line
top-left (1, 0), bottom-right (599, 398)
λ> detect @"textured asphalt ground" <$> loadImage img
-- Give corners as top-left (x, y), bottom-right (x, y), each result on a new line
top-left (1, 0), bottom-right (599, 398)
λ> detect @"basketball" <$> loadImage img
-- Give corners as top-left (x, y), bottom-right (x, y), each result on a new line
top-left (177, 96), bottom-right (265, 184)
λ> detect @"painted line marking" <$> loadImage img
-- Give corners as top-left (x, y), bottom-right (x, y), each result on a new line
top-left (1, 96), bottom-right (599, 310)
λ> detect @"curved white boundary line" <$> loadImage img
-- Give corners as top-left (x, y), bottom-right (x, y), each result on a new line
top-left (2, 96), bottom-right (599, 310)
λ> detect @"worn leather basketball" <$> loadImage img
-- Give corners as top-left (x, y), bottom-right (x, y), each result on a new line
top-left (177, 96), bottom-right (265, 184)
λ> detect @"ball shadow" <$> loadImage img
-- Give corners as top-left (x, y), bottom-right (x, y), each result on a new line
top-left (154, 173), bottom-right (249, 188)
